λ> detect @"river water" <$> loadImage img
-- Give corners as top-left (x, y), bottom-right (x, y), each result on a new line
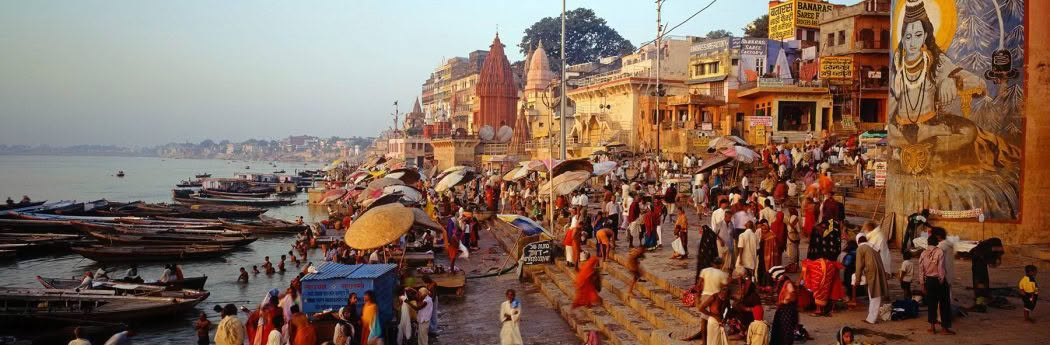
top-left (0, 155), bottom-right (327, 344)
top-left (0, 155), bottom-right (577, 345)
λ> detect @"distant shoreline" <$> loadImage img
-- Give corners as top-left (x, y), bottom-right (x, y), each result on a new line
top-left (0, 152), bottom-right (331, 164)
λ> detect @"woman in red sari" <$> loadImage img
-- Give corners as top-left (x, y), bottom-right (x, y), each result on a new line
top-left (572, 255), bottom-right (602, 308)
top-left (770, 211), bottom-right (786, 268)
top-left (801, 254), bottom-right (845, 317)
top-left (801, 197), bottom-right (817, 238)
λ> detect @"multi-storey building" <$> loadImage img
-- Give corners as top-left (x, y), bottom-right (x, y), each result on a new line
top-left (819, 0), bottom-right (891, 132)
top-left (566, 36), bottom-right (693, 157)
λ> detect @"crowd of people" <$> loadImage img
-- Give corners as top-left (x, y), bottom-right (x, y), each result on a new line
top-left (59, 136), bottom-right (1041, 345)
top-left (547, 137), bottom-right (1034, 344)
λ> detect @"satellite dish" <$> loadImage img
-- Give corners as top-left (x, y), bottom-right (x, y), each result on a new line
top-left (497, 126), bottom-right (513, 142)
top-left (479, 125), bottom-right (495, 141)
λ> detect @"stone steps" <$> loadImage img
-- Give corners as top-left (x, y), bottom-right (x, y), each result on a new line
top-left (534, 268), bottom-right (638, 345)
top-left (552, 260), bottom-right (698, 344)
top-left (542, 263), bottom-right (657, 345)
top-left (530, 270), bottom-right (615, 344)
top-left (593, 256), bottom-right (703, 327)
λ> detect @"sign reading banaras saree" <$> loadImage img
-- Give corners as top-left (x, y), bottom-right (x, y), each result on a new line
top-left (887, 0), bottom-right (1026, 221)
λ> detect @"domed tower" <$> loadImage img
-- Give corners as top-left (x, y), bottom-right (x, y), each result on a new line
top-left (474, 33), bottom-right (520, 132)
top-left (524, 41), bottom-right (554, 94)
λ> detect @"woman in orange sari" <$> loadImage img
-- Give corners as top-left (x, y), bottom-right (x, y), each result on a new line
top-left (287, 305), bottom-right (316, 345)
top-left (249, 289), bottom-right (280, 345)
top-left (360, 290), bottom-right (383, 345)
top-left (572, 255), bottom-right (601, 308)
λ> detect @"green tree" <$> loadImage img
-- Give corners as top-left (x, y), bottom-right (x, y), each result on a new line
top-left (743, 14), bottom-right (769, 38)
top-left (519, 8), bottom-right (635, 73)
top-left (706, 29), bottom-right (733, 39)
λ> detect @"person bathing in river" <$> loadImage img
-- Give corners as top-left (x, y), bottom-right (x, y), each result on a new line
top-left (252, 266), bottom-right (261, 275)
top-left (239, 267), bottom-right (250, 283)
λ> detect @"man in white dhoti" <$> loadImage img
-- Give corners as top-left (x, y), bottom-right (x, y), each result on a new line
top-left (500, 289), bottom-right (523, 345)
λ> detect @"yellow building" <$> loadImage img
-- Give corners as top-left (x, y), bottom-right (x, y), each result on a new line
top-left (735, 80), bottom-right (832, 145)
top-left (566, 37), bottom-right (693, 156)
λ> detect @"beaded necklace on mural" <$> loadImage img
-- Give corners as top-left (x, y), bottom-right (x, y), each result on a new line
top-left (901, 52), bottom-right (929, 124)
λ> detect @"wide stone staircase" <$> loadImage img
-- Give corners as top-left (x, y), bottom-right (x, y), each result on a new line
top-left (487, 220), bottom-right (709, 345)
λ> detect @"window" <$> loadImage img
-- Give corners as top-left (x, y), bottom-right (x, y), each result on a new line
top-left (736, 112), bottom-right (745, 122)
top-left (827, 33), bottom-right (835, 46)
top-left (754, 58), bottom-right (765, 75)
top-left (709, 61), bottom-right (720, 74)
top-left (806, 30), bottom-right (815, 41)
top-left (731, 58), bottom-right (739, 66)
top-left (838, 31), bottom-right (846, 46)
top-left (694, 64), bottom-right (703, 76)
top-left (860, 29), bottom-right (875, 49)
top-left (880, 29), bottom-right (890, 49)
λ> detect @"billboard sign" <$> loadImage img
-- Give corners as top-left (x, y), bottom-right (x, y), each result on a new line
top-left (795, 0), bottom-right (836, 28)
top-left (739, 38), bottom-right (767, 56)
top-left (691, 37), bottom-right (733, 55)
top-left (819, 56), bottom-right (854, 80)
top-left (768, 1), bottom-right (795, 40)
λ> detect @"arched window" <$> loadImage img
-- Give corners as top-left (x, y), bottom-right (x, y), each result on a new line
top-left (879, 29), bottom-right (890, 49)
top-left (859, 29), bottom-right (875, 49)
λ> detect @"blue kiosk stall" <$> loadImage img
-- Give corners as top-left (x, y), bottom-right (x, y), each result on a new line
top-left (301, 263), bottom-right (398, 325)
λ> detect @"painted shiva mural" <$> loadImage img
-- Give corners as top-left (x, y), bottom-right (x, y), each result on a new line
top-left (887, 0), bottom-right (1025, 220)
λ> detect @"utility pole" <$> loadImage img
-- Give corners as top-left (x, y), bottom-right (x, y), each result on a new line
top-left (654, 0), bottom-right (664, 160)
top-left (392, 101), bottom-right (400, 137)
top-left (559, 0), bottom-right (568, 160)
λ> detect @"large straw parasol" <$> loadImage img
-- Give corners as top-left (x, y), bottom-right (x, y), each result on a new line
top-left (434, 169), bottom-right (477, 193)
top-left (321, 189), bottom-right (348, 204)
top-left (538, 170), bottom-right (591, 196)
top-left (551, 158), bottom-right (593, 178)
top-left (385, 168), bottom-right (422, 185)
top-left (503, 166), bottom-right (530, 181)
top-left (344, 203), bottom-right (414, 250)
top-left (722, 145), bottom-right (759, 163)
top-left (411, 208), bottom-right (443, 231)
top-left (357, 177), bottom-right (405, 203)
top-left (707, 135), bottom-right (749, 151)
top-left (383, 184), bottom-right (423, 204)
top-left (521, 160), bottom-right (548, 172)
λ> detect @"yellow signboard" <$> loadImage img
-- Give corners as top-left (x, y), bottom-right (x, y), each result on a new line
top-left (768, 1), bottom-right (795, 40)
top-left (819, 56), bottom-right (854, 80)
top-left (794, 0), bottom-right (835, 28)
top-left (754, 126), bottom-right (767, 146)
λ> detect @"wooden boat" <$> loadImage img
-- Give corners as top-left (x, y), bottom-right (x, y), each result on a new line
top-left (71, 245), bottom-right (236, 262)
top-left (79, 228), bottom-right (257, 247)
top-left (0, 218), bottom-right (76, 234)
top-left (195, 173), bottom-right (211, 178)
top-left (172, 190), bottom-right (295, 207)
top-left (36, 277), bottom-right (210, 300)
top-left (218, 217), bottom-right (308, 234)
top-left (74, 220), bottom-right (245, 237)
top-left (0, 287), bottom-right (206, 323)
top-left (90, 200), bottom-right (268, 218)
top-left (199, 189), bottom-right (272, 199)
top-left (175, 180), bottom-right (202, 188)
top-left (0, 200), bottom-right (45, 211)
top-left (116, 171), bottom-right (124, 178)
top-left (44, 275), bottom-right (210, 291)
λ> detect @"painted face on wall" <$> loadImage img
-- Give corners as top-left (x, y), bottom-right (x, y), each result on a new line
top-left (902, 21), bottom-right (926, 61)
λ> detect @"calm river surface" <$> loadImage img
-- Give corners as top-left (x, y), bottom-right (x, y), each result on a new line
top-left (0, 155), bottom-right (327, 344)
top-left (0, 155), bottom-right (577, 345)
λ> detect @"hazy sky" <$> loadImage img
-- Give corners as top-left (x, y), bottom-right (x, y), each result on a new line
top-left (0, 0), bottom-right (850, 147)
